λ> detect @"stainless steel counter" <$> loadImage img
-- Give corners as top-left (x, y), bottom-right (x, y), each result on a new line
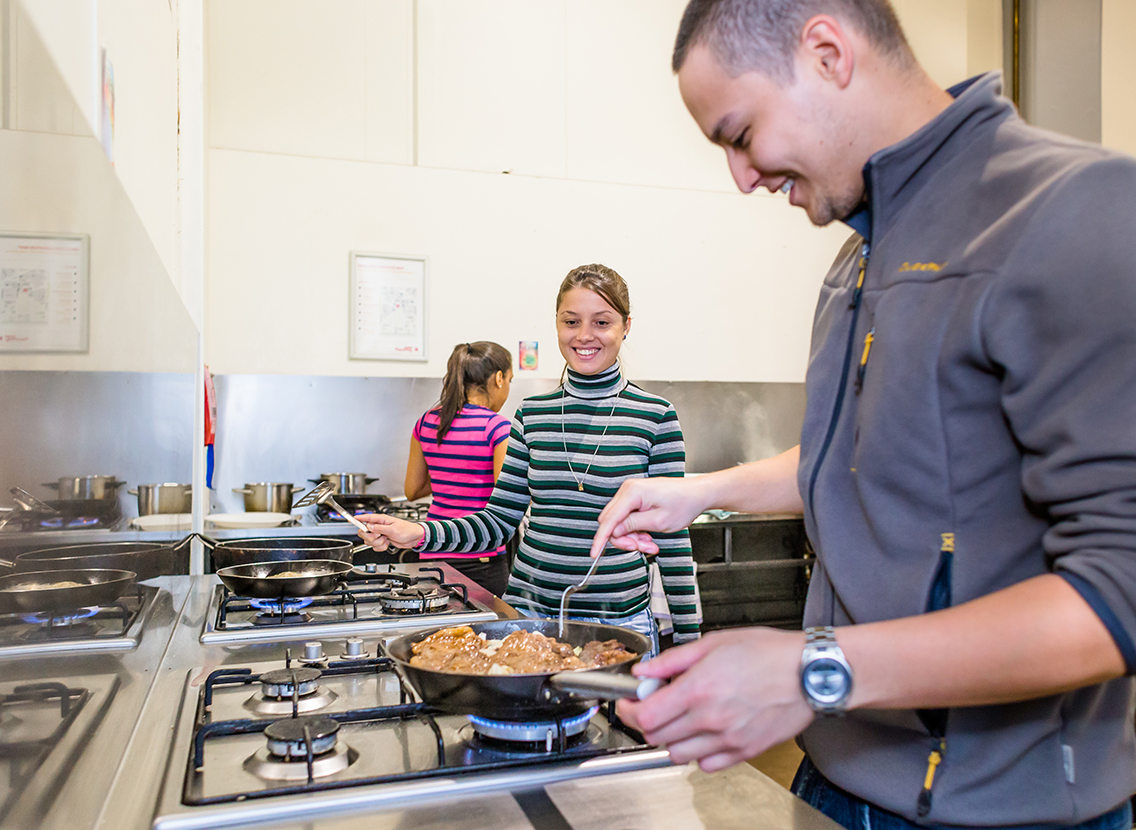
top-left (91, 573), bottom-right (841, 830)
top-left (1, 576), bottom-right (193, 830)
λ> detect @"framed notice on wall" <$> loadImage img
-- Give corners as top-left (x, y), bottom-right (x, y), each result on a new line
top-left (349, 252), bottom-right (428, 362)
top-left (0, 232), bottom-right (90, 353)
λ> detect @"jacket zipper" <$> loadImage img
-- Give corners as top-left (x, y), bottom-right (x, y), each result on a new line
top-left (807, 242), bottom-right (870, 512)
top-left (917, 737), bottom-right (946, 817)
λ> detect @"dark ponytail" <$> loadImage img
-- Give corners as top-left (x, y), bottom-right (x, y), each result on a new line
top-left (435, 341), bottom-right (512, 442)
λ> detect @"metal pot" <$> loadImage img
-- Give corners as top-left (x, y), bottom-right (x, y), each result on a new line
top-left (129, 483), bottom-right (192, 515)
top-left (15, 541), bottom-right (190, 580)
top-left (42, 476), bottom-right (125, 501)
top-left (309, 473), bottom-right (378, 495)
top-left (232, 482), bottom-right (302, 513)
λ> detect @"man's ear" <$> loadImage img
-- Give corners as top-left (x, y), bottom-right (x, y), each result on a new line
top-left (799, 15), bottom-right (855, 89)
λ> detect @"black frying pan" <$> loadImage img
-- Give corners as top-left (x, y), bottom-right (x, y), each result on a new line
top-left (206, 537), bottom-right (366, 572)
top-left (16, 541), bottom-right (189, 580)
top-left (384, 619), bottom-right (659, 721)
top-left (0, 569), bottom-right (137, 615)
top-left (215, 559), bottom-right (354, 599)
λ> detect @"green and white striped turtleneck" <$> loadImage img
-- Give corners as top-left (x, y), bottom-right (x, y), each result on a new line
top-left (418, 360), bottom-right (701, 642)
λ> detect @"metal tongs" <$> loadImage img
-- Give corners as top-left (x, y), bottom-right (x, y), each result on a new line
top-left (0, 487), bottom-right (59, 531)
top-left (292, 481), bottom-right (369, 533)
top-left (558, 551), bottom-right (605, 638)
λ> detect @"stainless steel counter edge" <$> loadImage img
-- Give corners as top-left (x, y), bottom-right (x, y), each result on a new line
top-left (154, 751), bottom-right (676, 830)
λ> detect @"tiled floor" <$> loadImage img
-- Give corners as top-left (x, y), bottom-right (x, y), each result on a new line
top-left (748, 740), bottom-right (804, 789)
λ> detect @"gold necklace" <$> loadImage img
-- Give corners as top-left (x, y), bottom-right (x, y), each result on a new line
top-left (562, 393), bottom-right (617, 492)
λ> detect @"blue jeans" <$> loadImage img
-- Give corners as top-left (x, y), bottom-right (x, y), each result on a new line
top-left (517, 607), bottom-right (660, 659)
top-left (792, 756), bottom-right (1132, 830)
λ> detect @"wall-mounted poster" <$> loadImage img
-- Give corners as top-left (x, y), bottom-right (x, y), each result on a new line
top-left (0, 232), bottom-right (89, 353)
top-left (349, 252), bottom-right (428, 361)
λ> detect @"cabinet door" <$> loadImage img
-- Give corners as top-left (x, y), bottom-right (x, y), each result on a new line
top-left (416, 0), bottom-right (567, 177)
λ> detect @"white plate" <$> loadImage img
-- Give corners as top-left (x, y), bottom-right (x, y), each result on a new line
top-left (131, 513), bottom-right (193, 531)
top-left (206, 512), bottom-right (294, 529)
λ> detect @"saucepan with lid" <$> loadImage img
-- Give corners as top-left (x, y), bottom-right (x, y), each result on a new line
top-left (384, 619), bottom-right (659, 722)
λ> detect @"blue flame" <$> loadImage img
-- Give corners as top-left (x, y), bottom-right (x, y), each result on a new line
top-left (21, 606), bottom-right (100, 625)
top-left (248, 597), bottom-right (315, 613)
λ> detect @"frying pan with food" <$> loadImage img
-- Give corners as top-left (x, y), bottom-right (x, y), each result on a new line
top-left (384, 619), bottom-right (660, 721)
top-left (0, 569), bottom-right (137, 615)
top-left (215, 559), bottom-right (354, 599)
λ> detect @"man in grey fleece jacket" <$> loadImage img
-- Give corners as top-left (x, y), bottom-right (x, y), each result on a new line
top-left (593, 1), bottom-right (1136, 828)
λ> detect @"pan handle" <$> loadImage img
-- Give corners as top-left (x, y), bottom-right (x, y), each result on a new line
top-left (547, 672), bottom-right (661, 702)
top-left (232, 488), bottom-right (252, 495)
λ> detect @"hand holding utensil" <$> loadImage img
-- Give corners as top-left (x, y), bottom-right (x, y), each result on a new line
top-left (559, 550), bottom-right (605, 639)
top-left (292, 481), bottom-right (368, 532)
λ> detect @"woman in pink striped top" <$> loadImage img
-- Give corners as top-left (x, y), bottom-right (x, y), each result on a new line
top-left (405, 341), bottom-right (513, 594)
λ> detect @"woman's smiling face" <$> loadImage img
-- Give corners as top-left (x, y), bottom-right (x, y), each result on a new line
top-left (557, 287), bottom-right (630, 375)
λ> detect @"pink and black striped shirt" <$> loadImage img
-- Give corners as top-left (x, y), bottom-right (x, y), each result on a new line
top-left (413, 404), bottom-right (511, 559)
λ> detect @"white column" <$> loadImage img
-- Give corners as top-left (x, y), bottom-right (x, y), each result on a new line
top-left (178, 0), bottom-right (207, 574)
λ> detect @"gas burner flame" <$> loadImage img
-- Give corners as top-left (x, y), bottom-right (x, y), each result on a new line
top-left (21, 605), bottom-right (99, 625)
top-left (468, 706), bottom-right (597, 736)
top-left (248, 597), bottom-right (314, 614)
top-left (39, 516), bottom-right (102, 529)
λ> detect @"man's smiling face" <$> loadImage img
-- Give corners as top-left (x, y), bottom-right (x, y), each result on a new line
top-left (677, 41), bottom-right (865, 227)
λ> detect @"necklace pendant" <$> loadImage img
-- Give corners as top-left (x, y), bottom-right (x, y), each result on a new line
top-left (578, 482), bottom-right (584, 492)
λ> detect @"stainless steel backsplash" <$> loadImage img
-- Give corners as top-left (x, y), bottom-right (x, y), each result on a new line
top-left (0, 371), bottom-right (805, 515)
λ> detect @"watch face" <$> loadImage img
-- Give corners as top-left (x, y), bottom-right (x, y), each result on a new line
top-left (804, 657), bottom-right (850, 704)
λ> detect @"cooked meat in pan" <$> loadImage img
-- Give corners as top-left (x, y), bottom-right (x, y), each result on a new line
top-left (409, 625), bottom-right (637, 675)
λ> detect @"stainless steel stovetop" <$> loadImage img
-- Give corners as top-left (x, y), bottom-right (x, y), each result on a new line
top-left (151, 650), bottom-right (672, 830)
top-left (200, 565), bottom-right (500, 645)
top-left (0, 583), bottom-right (162, 658)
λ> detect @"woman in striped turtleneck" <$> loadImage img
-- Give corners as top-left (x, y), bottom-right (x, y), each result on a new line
top-left (359, 264), bottom-right (701, 652)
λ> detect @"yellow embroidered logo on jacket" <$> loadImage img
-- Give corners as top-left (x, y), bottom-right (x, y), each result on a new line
top-left (898, 261), bottom-right (947, 272)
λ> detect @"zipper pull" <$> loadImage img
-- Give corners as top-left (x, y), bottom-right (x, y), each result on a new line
top-left (916, 738), bottom-right (946, 817)
top-left (850, 243), bottom-right (870, 309)
top-left (855, 328), bottom-right (875, 393)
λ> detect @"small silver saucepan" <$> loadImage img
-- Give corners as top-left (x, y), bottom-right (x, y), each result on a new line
top-left (309, 473), bottom-right (379, 495)
top-left (42, 476), bottom-right (125, 501)
top-left (232, 482), bottom-right (302, 513)
top-left (129, 483), bottom-right (192, 515)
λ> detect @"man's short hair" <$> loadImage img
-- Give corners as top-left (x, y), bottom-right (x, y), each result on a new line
top-left (673, 0), bottom-right (913, 81)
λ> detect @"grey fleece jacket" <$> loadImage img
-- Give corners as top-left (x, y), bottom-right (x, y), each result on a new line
top-left (797, 72), bottom-right (1136, 826)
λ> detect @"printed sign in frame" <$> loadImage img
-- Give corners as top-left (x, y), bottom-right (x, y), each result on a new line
top-left (349, 252), bottom-right (428, 362)
top-left (0, 232), bottom-right (90, 353)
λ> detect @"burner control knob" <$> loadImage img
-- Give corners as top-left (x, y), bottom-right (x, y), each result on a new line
top-left (303, 641), bottom-right (324, 662)
top-left (340, 636), bottom-right (371, 661)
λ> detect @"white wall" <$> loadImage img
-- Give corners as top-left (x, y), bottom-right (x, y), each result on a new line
top-left (18, 0), bottom-right (182, 293)
top-left (206, 0), bottom-right (981, 384)
top-left (0, 130), bottom-right (197, 373)
top-left (1101, 0), bottom-right (1136, 157)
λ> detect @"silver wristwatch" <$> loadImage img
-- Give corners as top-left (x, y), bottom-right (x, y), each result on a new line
top-left (800, 626), bottom-right (853, 715)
